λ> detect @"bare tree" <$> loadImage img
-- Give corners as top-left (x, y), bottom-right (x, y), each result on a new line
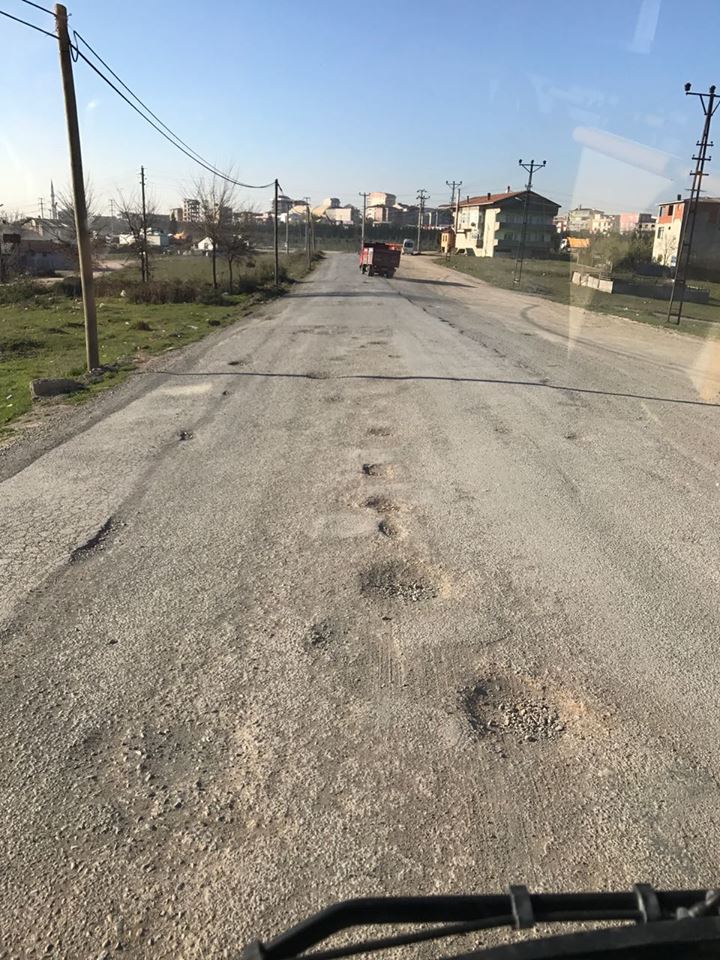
top-left (194, 175), bottom-right (237, 289)
top-left (56, 182), bottom-right (99, 268)
top-left (117, 189), bottom-right (157, 282)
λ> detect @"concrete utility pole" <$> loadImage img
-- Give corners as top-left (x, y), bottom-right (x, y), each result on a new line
top-left (109, 197), bottom-right (116, 235)
top-left (358, 191), bottom-right (368, 252)
top-left (38, 198), bottom-right (45, 218)
top-left (50, 181), bottom-right (58, 220)
top-left (55, 2), bottom-right (99, 371)
top-left (273, 179), bottom-right (279, 286)
top-left (446, 179), bottom-right (462, 208)
top-left (285, 209), bottom-right (290, 255)
top-left (416, 188), bottom-right (429, 253)
top-left (668, 83), bottom-right (718, 326)
top-left (140, 165), bottom-right (148, 283)
top-left (513, 158), bottom-right (546, 286)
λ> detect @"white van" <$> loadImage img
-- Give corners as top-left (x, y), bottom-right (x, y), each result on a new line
top-left (402, 239), bottom-right (416, 256)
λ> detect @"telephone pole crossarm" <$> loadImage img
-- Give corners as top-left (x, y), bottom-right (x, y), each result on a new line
top-left (513, 158), bottom-right (546, 286)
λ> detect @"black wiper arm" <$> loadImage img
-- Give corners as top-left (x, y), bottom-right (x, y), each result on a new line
top-left (244, 887), bottom-right (710, 960)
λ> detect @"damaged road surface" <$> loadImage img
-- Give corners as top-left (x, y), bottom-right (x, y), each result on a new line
top-left (2, 252), bottom-right (720, 958)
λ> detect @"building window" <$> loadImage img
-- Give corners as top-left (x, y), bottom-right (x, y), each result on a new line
top-left (667, 204), bottom-right (674, 216)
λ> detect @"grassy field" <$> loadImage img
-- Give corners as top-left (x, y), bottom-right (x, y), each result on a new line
top-left (0, 252), bottom-right (315, 434)
top-left (436, 255), bottom-right (720, 338)
top-left (109, 251), bottom-right (294, 286)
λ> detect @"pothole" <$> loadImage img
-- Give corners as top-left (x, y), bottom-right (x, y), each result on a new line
top-left (306, 619), bottom-right (343, 648)
top-left (368, 340), bottom-right (389, 345)
top-left (368, 426), bottom-right (392, 437)
top-left (227, 359), bottom-right (247, 367)
top-left (361, 560), bottom-right (440, 602)
top-left (378, 518), bottom-right (402, 539)
top-left (365, 495), bottom-right (402, 514)
top-left (306, 371), bottom-right (330, 379)
top-left (178, 429), bottom-right (194, 441)
top-left (462, 674), bottom-right (566, 744)
top-left (70, 517), bottom-right (118, 563)
top-left (362, 462), bottom-right (395, 478)
top-left (325, 394), bottom-right (343, 403)
top-left (564, 431), bottom-right (579, 441)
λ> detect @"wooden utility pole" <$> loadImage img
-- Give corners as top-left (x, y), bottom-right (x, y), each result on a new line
top-left (358, 191), bottom-right (368, 252)
top-left (273, 179), bottom-right (279, 286)
top-left (55, 3), bottom-right (99, 371)
top-left (140, 165), bottom-right (149, 283)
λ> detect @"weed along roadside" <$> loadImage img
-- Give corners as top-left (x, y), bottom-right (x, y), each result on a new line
top-left (437, 255), bottom-right (720, 338)
top-left (0, 251), bottom-right (322, 436)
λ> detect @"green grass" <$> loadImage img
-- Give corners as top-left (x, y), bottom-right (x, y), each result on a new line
top-left (436, 256), bottom-right (720, 338)
top-left (0, 252), bottom-right (316, 434)
top-left (110, 251), bottom-right (293, 286)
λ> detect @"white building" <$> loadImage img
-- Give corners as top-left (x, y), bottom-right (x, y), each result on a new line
top-left (454, 190), bottom-right (560, 258)
top-left (118, 230), bottom-right (169, 249)
top-left (652, 197), bottom-right (720, 269)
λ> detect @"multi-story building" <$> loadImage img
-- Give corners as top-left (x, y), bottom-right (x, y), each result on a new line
top-left (591, 212), bottom-right (618, 234)
top-left (652, 196), bottom-right (720, 270)
top-left (618, 211), bottom-right (656, 234)
top-left (182, 198), bottom-right (201, 222)
top-left (453, 190), bottom-right (560, 258)
top-left (170, 207), bottom-right (183, 223)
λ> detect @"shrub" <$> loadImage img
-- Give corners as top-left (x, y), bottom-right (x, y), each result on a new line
top-left (59, 276), bottom-right (83, 298)
top-left (0, 279), bottom-right (46, 303)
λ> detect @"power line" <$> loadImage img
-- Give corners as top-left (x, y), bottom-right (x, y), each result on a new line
top-left (0, 7), bottom-right (55, 37)
top-left (19, 0), bottom-right (54, 14)
top-left (72, 31), bottom-right (224, 177)
top-left (74, 49), bottom-right (275, 189)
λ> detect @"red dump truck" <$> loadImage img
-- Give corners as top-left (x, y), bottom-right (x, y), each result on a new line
top-left (359, 241), bottom-right (402, 278)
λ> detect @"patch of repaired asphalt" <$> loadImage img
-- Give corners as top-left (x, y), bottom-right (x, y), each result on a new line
top-left (462, 673), bottom-right (567, 744)
top-left (360, 559), bottom-right (440, 602)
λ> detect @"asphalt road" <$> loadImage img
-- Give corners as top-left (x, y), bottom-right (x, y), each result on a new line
top-left (2, 252), bottom-right (720, 958)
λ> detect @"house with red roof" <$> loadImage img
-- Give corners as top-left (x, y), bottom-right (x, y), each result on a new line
top-left (453, 189), bottom-right (560, 258)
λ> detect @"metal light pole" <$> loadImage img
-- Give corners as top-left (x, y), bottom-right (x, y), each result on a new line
top-left (513, 159), bottom-right (546, 285)
top-left (667, 83), bottom-right (718, 325)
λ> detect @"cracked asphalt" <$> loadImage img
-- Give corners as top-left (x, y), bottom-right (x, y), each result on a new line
top-left (2, 252), bottom-right (720, 958)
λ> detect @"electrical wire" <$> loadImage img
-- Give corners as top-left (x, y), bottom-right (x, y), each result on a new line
top-left (19, 0), bottom-right (54, 14)
top-left (73, 40), bottom-right (275, 190)
top-left (0, 7), bottom-right (55, 37)
top-left (73, 31), bottom-right (222, 174)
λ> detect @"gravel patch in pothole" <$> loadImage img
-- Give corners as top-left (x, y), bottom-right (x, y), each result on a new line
top-left (361, 559), bottom-right (440, 602)
top-left (462, 674), bottom-right (566, 744)
top-left (362, 462), bottom-right (395, 478)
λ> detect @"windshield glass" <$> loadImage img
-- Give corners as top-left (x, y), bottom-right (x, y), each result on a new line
top-left (1, 1), bottom-right (719, 957)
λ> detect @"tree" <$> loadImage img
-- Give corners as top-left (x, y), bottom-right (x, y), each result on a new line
top-left (56, 182), bottom-right (99, 269)
top-left (117, 189), bottom-right (157, 282)
top-left (194, 175), bottom-right (237, 289)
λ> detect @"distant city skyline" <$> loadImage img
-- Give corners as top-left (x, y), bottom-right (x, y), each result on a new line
top-left (2, 0), bottom-right (719, 219)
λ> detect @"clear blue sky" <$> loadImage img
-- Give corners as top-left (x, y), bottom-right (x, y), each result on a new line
top-left (2, 0), bottom-right (719, 218)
